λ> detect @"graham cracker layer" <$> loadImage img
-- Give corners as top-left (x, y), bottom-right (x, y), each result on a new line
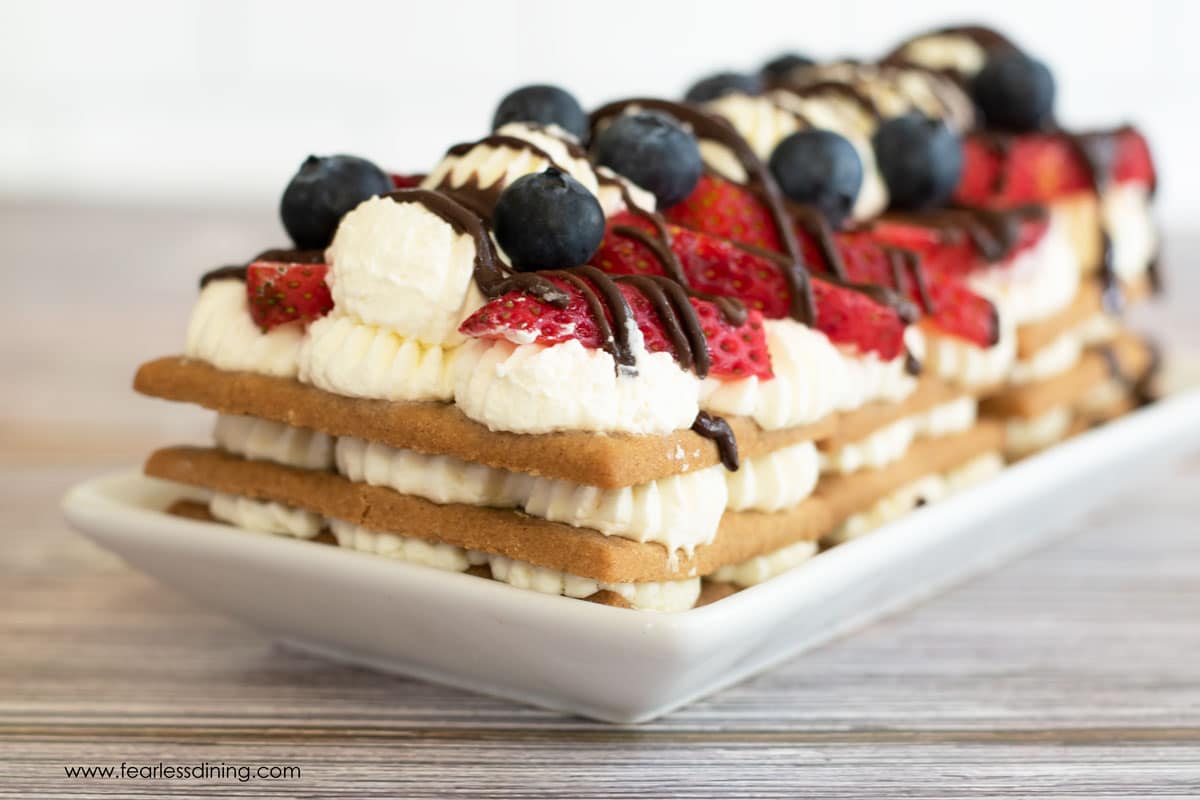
top-left (164, 499), bottom-right (633, 608)
top-left (815, 421), bottom-right (1004, 526)
top-left (145, 446), bottom-right (833, 584)
top-left (821, 378), bottom-right (971, 452)
top-left (1017, 277), bottom-right (1152, 359)
top-left (982, 334), bottom-right (1153, 420)
top-left (135, 357), bottom-right (833, 490)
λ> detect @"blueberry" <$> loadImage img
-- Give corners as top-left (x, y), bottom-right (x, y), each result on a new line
top-left (591, 111), bottom-right (703, 209)
top-left (684, 71), bottom-right (762, 103)
top-left (768, 129), bottom-right (863, 228)
top-left (492, 84), bottom-right (589, 142)
top-left (971, 51), bottom-right (1056, 132)
top-left (493, 168), bottom-right (606, 271)
top-left (761, 53), bottom-right (815, 82)
top-left (872, 114), bottom-right (963, 211)
top-left (280, 155), bottom-right (392, 249)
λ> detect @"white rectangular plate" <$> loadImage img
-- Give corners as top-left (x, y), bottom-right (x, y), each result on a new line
top-left (64, 387), bottom-right (1200, 723)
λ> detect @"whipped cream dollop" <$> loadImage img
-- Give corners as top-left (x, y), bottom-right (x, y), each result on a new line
top-left (1102, 183), bottom-right (1158, 283)
top-left (700, 319), bottom-right (848, 430)
top-left (422, 122), bottom-right (604, 209)
top-left (970, 216), bottom-right (1080, 326)
top-left (185, 279), bottom-right (304, 377)
top-left (725, 440), bottom-right (820, 513)
top-left (1009, 329), bottom-right (1083, 385)
top-left (330, 519), bottom-right (699, 612)
top-left (213, 413), bottom-right (335, 470)
top-left (821, 416), bottom-right (918, 475)
top-left (209, 493), bottom-right (324, 539)
top-left (703, 91), bottom-right (889, 221)
top-left (452, 325), bottom-right (701, 436)
top-left (335, 435), bottom-right (727, 554)
top-left (299, 313), bottom-right (460, 402)
top-left (1005, 406), bottom-right (1073, 457)
top-left (709, 539), bottom-right (818, 588)
top-left (923, 298), bottom-right (1014, 389)
top-left (891, 33), bottom-right (989, 79)
top-left (325, 194), bottom-right (485, 346)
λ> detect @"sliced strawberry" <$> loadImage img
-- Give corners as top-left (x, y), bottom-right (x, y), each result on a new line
top-left (809, 279), bottom-right (909, 360)
top-left (663, 173), bottom-right (785, 253)
top-left (955, 128), bottom-right (1156, 207)
top-left (390, 173), bottom-right (425, 189)
top-left (458, 274), bottom-right (772, 380)
top-left (922, 279), bottom-right (999, 347)
top-left (245, 261), bottom-right (333, 331)
top-left (592, 215), bottom-right (910, 360)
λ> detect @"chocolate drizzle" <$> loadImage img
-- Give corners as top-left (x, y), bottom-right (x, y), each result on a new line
top-left (199, 265), bottom-right (247, 288)
top-left (1096, 337), bottom-right (1161, 407)
top-left (590, 98), bottom-right (816, 326)
top-left (198, 248), bottom-right (325, 288)
top-left (790, 203), bottom-right (849, 281)
top-left (436, 134), bottom-right (574, 222)
top-left (382, 189), bottom-right (737, 379)
top-left (691, 411), bottom-right (739, 471)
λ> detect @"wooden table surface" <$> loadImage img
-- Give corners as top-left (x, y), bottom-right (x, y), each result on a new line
top-left (3, 202), bottom-right (1199, 799)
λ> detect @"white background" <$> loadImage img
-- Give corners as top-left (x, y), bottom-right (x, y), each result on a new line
top-left (1, 0), bottom-right (1194, 226)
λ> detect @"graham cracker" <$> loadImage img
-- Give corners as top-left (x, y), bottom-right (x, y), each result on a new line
top-left (165, 498), bottom-right (635, 608)
top-left (821, 377), bottom-right (972, 452)
top-left (1016, 278), bottom-right (1152, 359)
top-left (145, 446), bottom-right (833, 584)
top-left (135, 356), bottom-right (834, 490)
top-left (815, 421), bottom-right (1004, 526)
top-left (982, 334), bottom-right (1153, 420)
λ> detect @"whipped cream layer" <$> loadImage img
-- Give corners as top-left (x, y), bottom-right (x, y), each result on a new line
top-left (828, 450), bottom-right (1003, 543)
top-left (299, 313), bottom-right (460, 402)
top-left (822, 396), bottom-right (978, 475)
top-left (919, 396), bottom-right (979, 437)
top-left (703, 92), bottom-right (888, 221)
top-left (1005, 406), bottom-right (1073, 457)
top-left (1103, 183), bottom-right (1158, 283)
top-left (821, 416), bottom-right (918, 475)
top-left (701, 320), bottom-right (918, 430)
top-left (326, 194), bottom-right (485, 346)
top-left (209, 493), bottom-right (323, 539)
top-left (422, 122), bottom-right (605, 211)
top-left (335, 436), bottom-right (727, 554)
top-left (452, 327), bottom-right (701, 435)
top-left (970, 216), bottom-right (1080, 326)
top-left (709, 539), bottom-right (818, 588)
top-left (213, 413), bottom-right (334, 470)
top-left (1009, 328), bottom-right (1083, 385)
top-left (924, 301), bottom-right (1014, 389)
top-left (330, 517), bottom-right (482, 572)
top-left (700, 319), bottom-right (847, 430)
top-left (725, 440), bottom-right (820, 513)
top-left (185, 279), bottom-right (304, 377)
top-left (330, 519), bottom-right (699, 612)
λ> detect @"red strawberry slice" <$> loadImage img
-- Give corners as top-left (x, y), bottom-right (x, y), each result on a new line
top-left (825, 229), bottom-right (997, 349)
top-left (245, 261), bottom-right (333, 332)
top-left (592, 215), bottom-right (910, 360)
top-left (922, 279), bottom-right (999, 347)
top-left (458, 274), bottom-right (773, 380)
top-left (955, 128), bottom-right (1156, 207)
top-left (663, 173), bottom-right (785, 253)
top-left (390, 173), bottom-right (425, 189)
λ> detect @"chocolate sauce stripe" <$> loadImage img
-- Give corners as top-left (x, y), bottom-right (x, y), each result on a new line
top-left (590, 98), bottom-right (816, 326)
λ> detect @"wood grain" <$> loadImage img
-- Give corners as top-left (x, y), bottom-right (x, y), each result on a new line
top-left (2, 202), bottom-right (1199, 798)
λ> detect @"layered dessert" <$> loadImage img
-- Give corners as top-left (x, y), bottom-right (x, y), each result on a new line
top-left (688, 25), bottom-right (1160, 458)
top-left (135, 30), bottom-right (1162, 612)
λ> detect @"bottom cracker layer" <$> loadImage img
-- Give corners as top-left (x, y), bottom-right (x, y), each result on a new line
top-left (144, 422), bottom-right (1001, 587)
